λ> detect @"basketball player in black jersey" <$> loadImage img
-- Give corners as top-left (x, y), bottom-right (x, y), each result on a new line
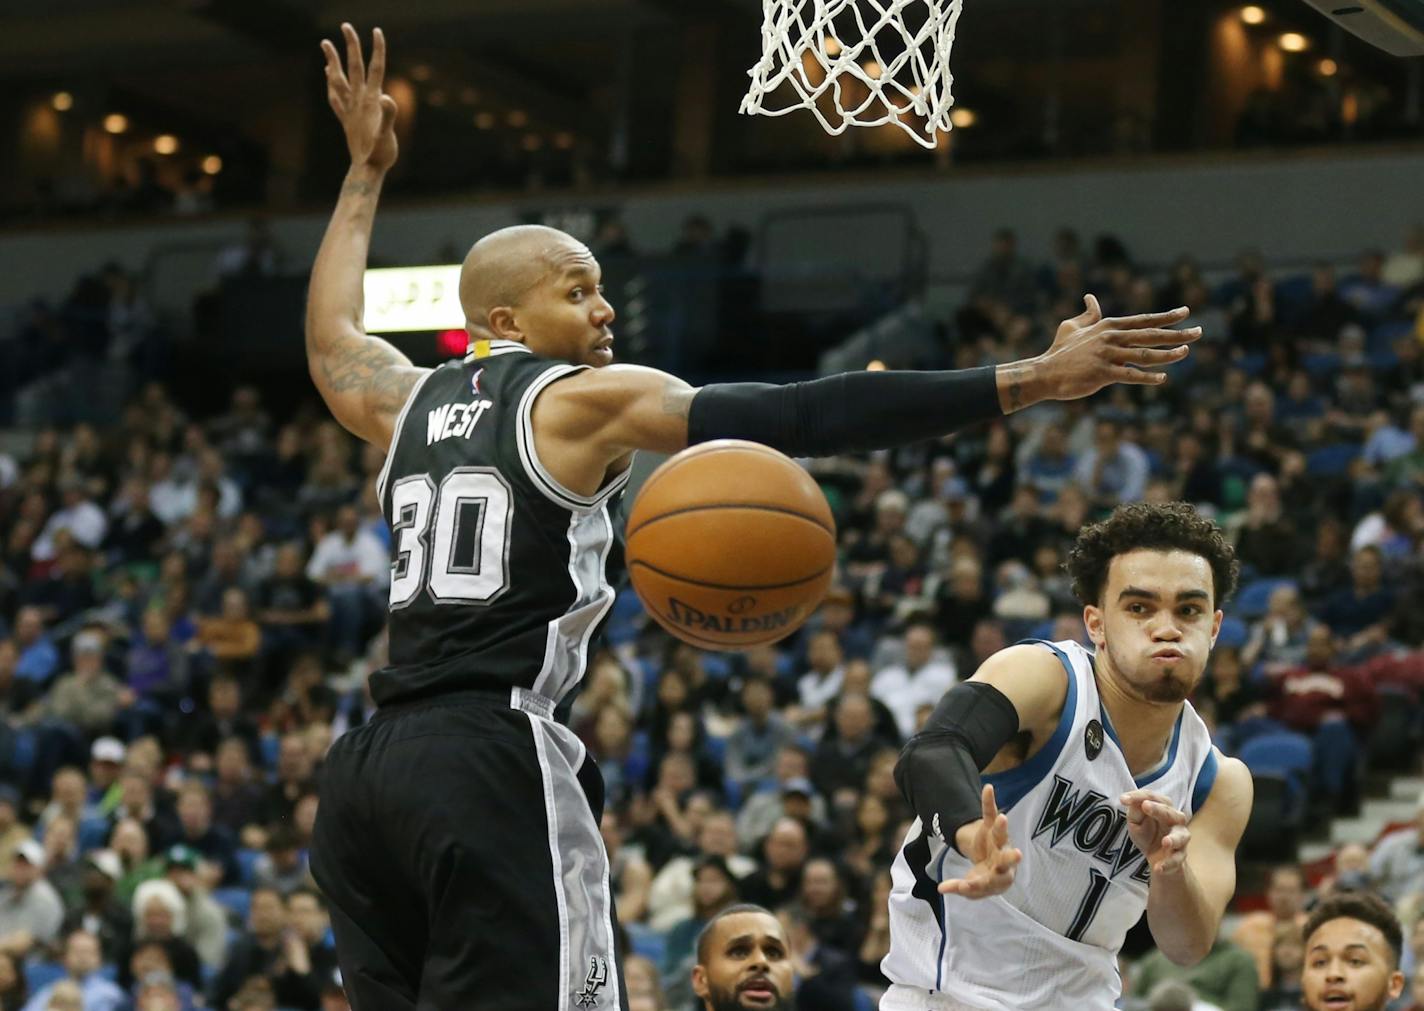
top-left (308, 24), bottom-right (1204, 1011)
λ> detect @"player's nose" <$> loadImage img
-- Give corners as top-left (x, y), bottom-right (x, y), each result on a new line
top-left (592, 293), bottom-right (616, 325)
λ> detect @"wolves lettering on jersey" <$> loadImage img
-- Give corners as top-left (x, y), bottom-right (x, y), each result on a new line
top-left (371, 340), bottom-right (630, 709)
top-left (882, 638), bottom-right (1218, 1010)
top-left (1031, 775), bottom-right (1148, 881)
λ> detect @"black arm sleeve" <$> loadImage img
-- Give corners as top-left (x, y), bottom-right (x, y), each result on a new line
top-left (894, 681), bottom-right (1020, 854)
top-left (686, 366), bottom-right (1002, 457)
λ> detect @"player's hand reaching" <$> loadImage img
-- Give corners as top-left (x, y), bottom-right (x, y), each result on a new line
top-left (1121, 789), bottom-right (1191, 876)
top-left (1038, 294), bottom-right (1200, 400)
top-left (320, 23), bottom-right (399, 174)
top-left (939, 785), bottom-right (1022, 899)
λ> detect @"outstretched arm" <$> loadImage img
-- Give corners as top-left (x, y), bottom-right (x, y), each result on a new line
top-left (306, 24), bottom-right (426, 450)
top-left (532, 297), bottom-right (1199, 496)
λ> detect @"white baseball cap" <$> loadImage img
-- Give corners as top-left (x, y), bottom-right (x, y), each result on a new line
top-left (15, 838), bottom-right (45, 870)
top-left (86, 849), bottom-right (122, 882)
top-left (91, 737), bottom-right (126, 764)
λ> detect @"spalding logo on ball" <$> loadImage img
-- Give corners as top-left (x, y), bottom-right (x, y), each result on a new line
top-left (625, 440), bottom-right (837, 650)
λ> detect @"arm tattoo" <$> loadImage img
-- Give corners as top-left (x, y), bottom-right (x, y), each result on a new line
top-left (313, 335), bottom-right (422, 417)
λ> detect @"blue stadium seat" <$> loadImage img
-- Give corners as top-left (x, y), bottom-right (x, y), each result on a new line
top-left (259, 733), bottom-right (280, 771)
top-left (78, 815), bottom-right (112, 851)
top-left (1306, 444), bottom-right (1360, 477)
top-left (213, 886), bottom-right (252, 922)
top-left (1216, 616), bottom-right (1248, 650)
top-left (24, 961), bottom-right (65, 994)
top-left (1304, 353), bottom-right (1341, 379)
top-left (1239, 730), bottom-right (1313, 814)
top-left (235, 847), bottom-right (261, 886)
top-left (1234, 578), bottom-right (1297, 621)
top-left (1369, 320), bottom-right (1412, 354)
top-left (626, 922), bottom-right (667, 965)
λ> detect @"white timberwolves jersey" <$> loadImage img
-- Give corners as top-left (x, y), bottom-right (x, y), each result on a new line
top-left (881, 640), bottom-right (1220, 1011)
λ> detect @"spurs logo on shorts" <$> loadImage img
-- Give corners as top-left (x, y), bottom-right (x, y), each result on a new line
top-left (575, 955), bottom-right (608, 1008)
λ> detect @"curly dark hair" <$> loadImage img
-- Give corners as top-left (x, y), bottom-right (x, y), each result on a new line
top-left (1066, 502), bottom-right (1240, 607)
top-left (1303, 892), bottom-right (1403, 969)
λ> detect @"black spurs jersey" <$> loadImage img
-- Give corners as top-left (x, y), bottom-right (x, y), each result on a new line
top-left (370, 339), bottom-right (630, 707)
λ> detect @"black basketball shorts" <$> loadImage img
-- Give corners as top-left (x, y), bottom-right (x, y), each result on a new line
top-left (311, 688), bottom-right (628, 1011)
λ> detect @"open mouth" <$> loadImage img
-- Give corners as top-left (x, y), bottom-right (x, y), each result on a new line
top-left (1320, 993), bottom-right (1352, 1009)
top-left (737, 977), bottom-right (778, 1006)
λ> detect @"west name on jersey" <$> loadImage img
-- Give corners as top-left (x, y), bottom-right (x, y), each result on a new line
top-left (1031, 775), bottom-right (1152, 884)
top-left (426, 398), bottom-right (494, 445)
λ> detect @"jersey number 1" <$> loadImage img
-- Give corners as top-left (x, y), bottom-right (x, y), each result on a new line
top-left (1065, 868), bottom-right (1110, 943)
top-left (388, 468), bottom-right (512, 607)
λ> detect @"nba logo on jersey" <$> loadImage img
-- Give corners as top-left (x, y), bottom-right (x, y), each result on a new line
top-left (575, 956), bottom-right (608, 1007)
top-left (470, 368), bottom-right (485, 397)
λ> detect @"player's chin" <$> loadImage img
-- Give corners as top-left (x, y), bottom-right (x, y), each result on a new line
top-left (589, 343), bottom-right (614, 366)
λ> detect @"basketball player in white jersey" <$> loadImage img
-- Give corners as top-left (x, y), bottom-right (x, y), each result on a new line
top-left (882, 502), bottom-right (1254, 1010)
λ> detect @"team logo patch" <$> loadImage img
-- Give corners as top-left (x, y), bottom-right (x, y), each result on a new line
top-left (575, 956), bottom-right (608, 1008)
top-left (1084, 719), bottom-right (1104, 761)
top-left (470, 368), bottom-right (485, 397)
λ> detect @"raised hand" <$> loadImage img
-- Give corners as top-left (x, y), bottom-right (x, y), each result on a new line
top-left (320, 23), bottom-right (399, 173)
top-left (1120, 789), bottom-right (1191, 875)
top-left (1040, 294), bottom-right (1200, 400)
top-left (939, 784), bottom-right (1023, 899)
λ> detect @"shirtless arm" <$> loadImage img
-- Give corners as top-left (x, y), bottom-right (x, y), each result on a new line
top-left (1133, 755), bottom-right (1253, 965)
top-left (306, 24), bottom-right (427, 451)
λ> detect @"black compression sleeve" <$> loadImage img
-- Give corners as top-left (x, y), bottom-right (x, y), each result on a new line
top-left (686, 367), bottom-right (1002, 457)
top-left (894, 681), bottom-right (1020, 854)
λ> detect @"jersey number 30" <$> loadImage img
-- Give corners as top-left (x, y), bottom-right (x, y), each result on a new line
top-left (388, 469), bottom-right (512, 607)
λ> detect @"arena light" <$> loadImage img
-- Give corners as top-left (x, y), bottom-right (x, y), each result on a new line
top-left (437, 328), bottom-right (468, 357)
top-left (201, 154), bottom-right (223, 175)
top-left (1240, 5), bottom-right (1267, 25)
top-left (554, 132), bottom-right (575, 150)
top-left (823, 35), bottom-right (843, 57)
top-left (153, 134), bottom-right (179, 155)
top-left (866, 359), bottom-right (886, 371)
top-left (1318, 57), bottom-right (1339, 75)
top-left (363, 264), bottom-right (464, 333)
top-left (1279, 31), bottom-right (1311, 51)
top-left (459, 87), bottom-right (478, 106)
top-left (410, 64), bottom-right (432, 82)
top-left (507, 109), bottom-right (529, 127)
top-left (51, 91), bottom-right (73, 112)
top-left (521, 133), bottom-right (543, 151)
top-left (103, 113), bottom-right (128, 134)
top-left (427, 89), bottom-right (447, 108)
top-left (861, 59), bottom-right (883, 80)
top-left (474, 112), bottom-right (496, 130)
top-left (950, 107), bottom-right (977, 128)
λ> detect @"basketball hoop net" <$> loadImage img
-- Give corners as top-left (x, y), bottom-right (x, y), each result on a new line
top-left (740, 0), bottom-right (966, 149)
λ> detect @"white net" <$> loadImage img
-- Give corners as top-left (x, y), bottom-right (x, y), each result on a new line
top-left (740, 0), bottom-right (966, 149)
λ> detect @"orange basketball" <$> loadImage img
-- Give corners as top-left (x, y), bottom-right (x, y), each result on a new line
top-left (625, 440), bottom-right (837, 650)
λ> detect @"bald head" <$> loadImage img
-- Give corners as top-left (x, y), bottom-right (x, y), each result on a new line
top-left (459, 225), bottom-right (589, 333)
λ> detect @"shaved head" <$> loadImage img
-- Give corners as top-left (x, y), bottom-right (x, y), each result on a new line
top-left (460, 225), bottom-right (588, 335)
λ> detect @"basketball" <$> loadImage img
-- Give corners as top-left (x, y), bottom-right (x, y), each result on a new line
top-left (625, 440), bottom-right (837, 650)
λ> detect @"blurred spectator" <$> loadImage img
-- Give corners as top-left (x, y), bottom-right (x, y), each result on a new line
top-left (624, 953), bottom-right (664, 1011)
top-left (35, 628), bottom-right (132, 735)
top-left (1074, 417), bottom-right (1149, 508)
top-left (213, 219), bottom-right (281, 282)
top-left (736, 747), bottom-right (826, 850)
top-left (1340, 251), bottom-right (1401, 323)
top-left (305, 506), bottom-right (387, 663)
top-left (601, 810), bottom-right (652, 927)
top-left (1233, 474), bottom-right (1301, 577)
top-left (251, 826), bottom-right (310, 897)
top-left (209, 887), bottom-right (323, 1011)
top-left (811, 694), bottom-right (882, 804)
top-left (647, 811), bottom-right (753, 932)
top-left (1232, 865), bottom-right (1309, 987)
top-left (1371, 796), bottom-right (1424, 904)
top-left (1259, 921), bottom-right (1304, 1010)
top-left (724, 678), bottom-right (795, 794)
top-left (662, 856), bottom-right (741, 1003)
top-left (969, 229), bottom-right (1038, 315)
top-left (871, 622), bottom-right (957, 740)
top-left (0, 790), bottom-right (29, 878)
top-left (12, 608), bottom-right (58, 684)
top-left (60, 850), bottom-right (131, 964)
top-left (739, 817), bottom-right (809, 912)
top-left (126, 880), bottom-right (202, 989)
top-left (0, 840), bottom-right (63, 953)
top-left (793, 630), bottom-right (844, 730)
top-left (1317, 546), bottom-right (1395, 653)
top-left (1241, 586), bottom-right (1317, 676)
top-left (779, 903), bottom-right (860, 1011)
top-left (1131, 935), bottom-right (1260, 1011)
top-left (20, 929), bottom-right (125, 1011)
top-left (0, 949), bottom-right (26, 1010)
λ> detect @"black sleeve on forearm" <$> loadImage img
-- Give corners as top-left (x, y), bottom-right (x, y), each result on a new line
top-left (686, 366), bottom-right (1002, 457)
top-left (894, 681), bottom-right (1020, 853)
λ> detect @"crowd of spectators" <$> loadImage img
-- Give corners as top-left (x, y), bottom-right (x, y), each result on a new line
top-left (0, 218), bottom-right (1422, 1010)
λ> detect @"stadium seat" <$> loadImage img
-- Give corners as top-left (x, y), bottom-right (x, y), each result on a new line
top-left (1215, 616), bottom-right (1248, 650)
top-left (235, 847), bottom-right (261, 886)
top-left (1306, 444), bottom-right (1360, 477)
top-left (1304, 353), bottom-right (1341, 379)
top-left (1239, 773), bottom-right (1299, 862)
top-left (23, 961), bottom-right (65, 994)
top-left (626, 922), bottom-right (667, 965)
top-left (1366, 685), bottom-right (1420, 771)
top-left (1239, 730), bottom-right (1313, 816)
top-left (214, 886), bottom-right (252, 922)
top-left (1234, 578), bottom-right (1297, 620)
top-left (1369, 320), bottom-right (1412, 353)
top-left (78, 815), bottom-right (112, 851)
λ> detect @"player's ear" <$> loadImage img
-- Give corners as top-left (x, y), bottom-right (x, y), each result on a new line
top-left (1083, 604), bottom-right (1104, 648)
top-left (486, 305), bottom-right (522, 342)
top-left (690, 964), bottom-right (709, 999)
top-left (1389, 968), bottom-right (1406, 1000)
top-left (1210, 609), bottom-right (1223, 647)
